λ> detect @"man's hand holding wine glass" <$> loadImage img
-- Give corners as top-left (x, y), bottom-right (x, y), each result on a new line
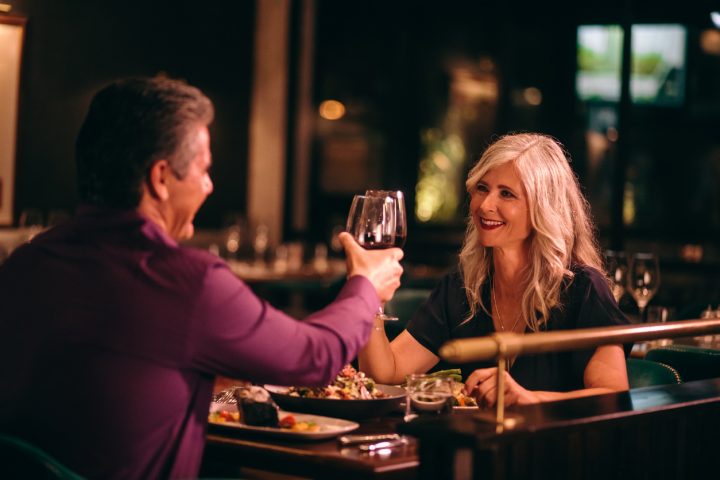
top-left (338, 231), bottom-right (404, 303)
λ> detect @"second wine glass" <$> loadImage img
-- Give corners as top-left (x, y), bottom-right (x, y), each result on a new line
top-left (346, 192), bottom-right (406, 321)
top-left (603, 250), bottom-right (628, 304)
top-left (627, 252), bottom-right (660, 321)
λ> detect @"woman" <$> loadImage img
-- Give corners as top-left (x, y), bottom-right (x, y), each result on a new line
top-left (359, 133), bottom-right (629, 408)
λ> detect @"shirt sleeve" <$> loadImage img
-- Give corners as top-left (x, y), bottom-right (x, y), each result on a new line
top-left (565, 266), bottom-right (633, 382)
top-left (189, 264), bottom-right (380, 386)
top-left (572, 266), bottom-right (631, 331)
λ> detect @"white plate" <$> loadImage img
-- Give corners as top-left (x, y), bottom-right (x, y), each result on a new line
top-left (208, 402), bottom-right (359, 440)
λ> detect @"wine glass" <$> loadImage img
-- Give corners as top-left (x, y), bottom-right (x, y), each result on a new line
top-left (365, 190), bottom-right (407, 249)
top-left (627, 252), bottom-right (660, 321)
top-left (346, 192), bottom-right (406, 321)
top-left (603, 250), bottom-right (628, 304)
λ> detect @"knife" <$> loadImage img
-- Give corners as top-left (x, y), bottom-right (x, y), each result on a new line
top-left (357, 437), bottom-right (409, 452)
top-left (338, 433), bottom-right (401, 446)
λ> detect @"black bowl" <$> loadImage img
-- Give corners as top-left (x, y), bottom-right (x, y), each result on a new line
top-left (263, 384), bottom-right (405, 420)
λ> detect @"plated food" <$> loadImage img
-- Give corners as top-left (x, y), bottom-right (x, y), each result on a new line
top-left (208, 402), bottom-right (359, 440)
top-left (451, 381), bottom-right (478, 408)
top-left (265, 365), bottom-right (405, 419)
top-left (406, 369), bottom-right (478, 408)
top-left (286, 365), bottom-right (388, 400)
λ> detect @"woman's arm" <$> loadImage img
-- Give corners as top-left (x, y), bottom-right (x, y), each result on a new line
top-left (467, 344), bottom-right (629, 407)
top-left (358, 321), bottom-right (439, 385)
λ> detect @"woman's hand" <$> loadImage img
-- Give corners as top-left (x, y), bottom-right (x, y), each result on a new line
top-left (465, 367), bottom-right (539, 408)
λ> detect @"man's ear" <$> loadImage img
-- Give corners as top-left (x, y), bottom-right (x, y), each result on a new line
top-left (146, 160), bottom-right (172, 201)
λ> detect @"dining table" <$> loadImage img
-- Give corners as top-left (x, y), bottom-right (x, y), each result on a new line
top-left (200, 378), bottom-right (421, 479)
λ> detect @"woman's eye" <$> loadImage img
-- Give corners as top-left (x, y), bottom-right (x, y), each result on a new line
top-left (500, 189), bottom-right (516, 199)
top-left (476, 183), bottom-right (488, 192)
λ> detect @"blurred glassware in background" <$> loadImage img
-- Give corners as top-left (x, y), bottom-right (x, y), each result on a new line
top-left (273, 244), bottom-right (288, 273)
top-left (700, 305), bottom-right (720, 319)
top-left (287, 242), bottom-right (303, 272)
top-left (253, 223), bottom-right (270, 265)
top-left (647, 305), bottom-right (670, 323)
top-left (222, 213), bottom-right (246, 260)
top-left (698, 305), bottom-right (720, 346)
top-left (603, 250), bottom-right (628, 304)
top-left (646, 305), bottom-right (672, 347)
top-left (329, 224), bottom-right (343, 256)
top-left (627, 252), bottom-right (660, 321)
top-left (313, 243), bottom-right (329, 273)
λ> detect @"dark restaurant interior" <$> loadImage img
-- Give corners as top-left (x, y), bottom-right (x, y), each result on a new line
top-left (2, 0), bottom-right (720, 479)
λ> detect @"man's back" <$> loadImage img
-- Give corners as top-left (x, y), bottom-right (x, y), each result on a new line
top-left (0, 209), bottom-right (225, 478)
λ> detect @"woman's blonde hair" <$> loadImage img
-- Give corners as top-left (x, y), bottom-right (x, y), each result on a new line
top-left (459, 133), bottom-right (602, 331)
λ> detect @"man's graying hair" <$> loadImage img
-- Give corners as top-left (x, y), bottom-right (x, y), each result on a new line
top-left (76, 76), bottom-right (214, 208)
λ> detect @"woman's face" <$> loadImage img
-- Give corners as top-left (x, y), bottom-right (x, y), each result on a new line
top-left (469, 162), bottom-right (532, 251)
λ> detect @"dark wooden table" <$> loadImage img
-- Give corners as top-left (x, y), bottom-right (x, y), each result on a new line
top-left (201, 413), bottom-right (418, 479)
top-left (201, 378), bottom-right (418, 479)
top-left (400, 379), bottom-right (720, 480)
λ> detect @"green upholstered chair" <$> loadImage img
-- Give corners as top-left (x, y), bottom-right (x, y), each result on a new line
top-left (0, 435), bottom-right (84, 479)
top-left (645, 345), bottom-right (720, 382)
top-left (383, 288), bottom-right (432, 341)
top-left (626, 358), bottom-right (682, 388)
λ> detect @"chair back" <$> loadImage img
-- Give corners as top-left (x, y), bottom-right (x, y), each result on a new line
top-left (383, 288), bottom-right (432, 340)
top-left (0, 435), bottom-right (84, 479)
top-left (645, 345), bottom-right (720, 382)
top-left (626, 358), bottom-right (682, 388)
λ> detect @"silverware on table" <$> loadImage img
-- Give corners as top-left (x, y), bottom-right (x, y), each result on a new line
top-left (338, 433), bottom-right (401, 446)
top-left (357, 437), bottom-right (409, 452)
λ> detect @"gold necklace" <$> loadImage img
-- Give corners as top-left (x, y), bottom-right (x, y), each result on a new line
top-left (492, 279), bottom-right (523, 333)
top-left (492, 279), bottom-right (523, 370)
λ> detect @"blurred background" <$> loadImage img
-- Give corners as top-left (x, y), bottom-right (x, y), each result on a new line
top-left (1, 0), bottom-right (719, 317)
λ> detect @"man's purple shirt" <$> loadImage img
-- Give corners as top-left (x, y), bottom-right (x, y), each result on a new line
top-left (0, 208), bottom-right (379, 479)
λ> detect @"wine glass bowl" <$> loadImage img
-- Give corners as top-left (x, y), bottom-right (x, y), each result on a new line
top-left (346, 191), bottom-right (407, 321)
top-left (603, 250), bottom-right (628, 304)
top-left (627, 252), bottom-right (660, 320)
top-left (364, 190), bottom-right (407, 248)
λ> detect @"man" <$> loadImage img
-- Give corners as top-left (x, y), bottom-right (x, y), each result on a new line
top-left (0, 77), bottom-right (403, 479)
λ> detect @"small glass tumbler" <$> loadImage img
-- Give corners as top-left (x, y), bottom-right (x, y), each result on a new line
top-left (404, 374), bottom-right (453, 422)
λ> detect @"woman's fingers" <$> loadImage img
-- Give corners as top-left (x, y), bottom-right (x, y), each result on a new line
top-left (472, 370), bottom-right (518, 408)
top-left (465, 368), bottom-right (497, 394)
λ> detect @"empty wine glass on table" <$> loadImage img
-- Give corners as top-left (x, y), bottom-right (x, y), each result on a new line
top-left (346, 191), bottom-right (406, 321)
top-left (603, 250), bottom-right (628, 304)
top-left (627, 252), bottom-right (660, 322)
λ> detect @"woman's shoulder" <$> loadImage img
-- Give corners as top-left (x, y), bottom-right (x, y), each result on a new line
top-left (423, 265), bottom-right (472, 312)
top-left (568, 264), bottom-right (608, 288)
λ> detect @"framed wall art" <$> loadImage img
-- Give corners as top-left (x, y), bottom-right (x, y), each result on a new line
top-left (0, 15), bottom-right (26, 225)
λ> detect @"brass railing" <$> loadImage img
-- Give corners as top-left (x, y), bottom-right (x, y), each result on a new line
top-left (439, 318), bottom-right (720, 432)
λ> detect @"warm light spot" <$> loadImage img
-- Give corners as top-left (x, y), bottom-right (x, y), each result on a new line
top-left (432, 152), bottom-right (451, 171)
top-left (523, 87), bottom-right (542, 106)
top-left (623, 181), bottom-right (635, 225)
top-left (700, 29), bottom-right (720, 56)
top-left (319, 100), bottom-right (346, 120)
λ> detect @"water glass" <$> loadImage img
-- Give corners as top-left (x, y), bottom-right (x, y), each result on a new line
top-left (647, 306), bottom-right (672, 347)
top-left (404, 374), bottom-right (453, 422)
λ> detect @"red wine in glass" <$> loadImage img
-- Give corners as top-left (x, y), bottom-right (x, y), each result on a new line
top-left (358, 233), bottom-right (406, 249)
top-left (347, 192), bottom-right (407, 321)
